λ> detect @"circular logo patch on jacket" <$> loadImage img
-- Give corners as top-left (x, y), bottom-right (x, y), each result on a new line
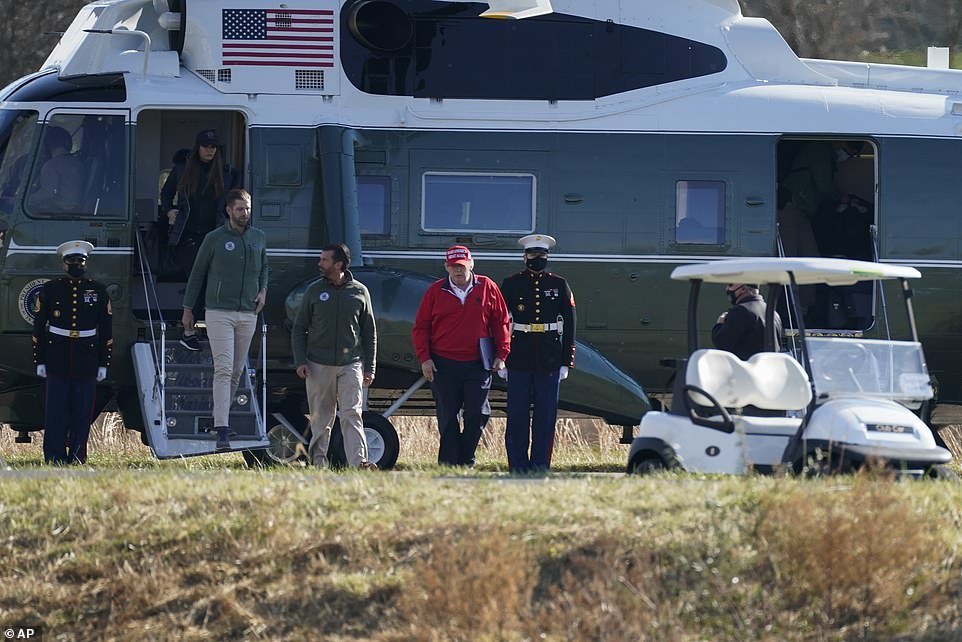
top-left (319, 292), bottom-right (330, 302)
top-left (224, 241), bottom-right (236, 251)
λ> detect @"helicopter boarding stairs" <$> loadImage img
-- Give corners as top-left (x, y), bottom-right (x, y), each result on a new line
top-left (130, 234), bottom-right (269, 458)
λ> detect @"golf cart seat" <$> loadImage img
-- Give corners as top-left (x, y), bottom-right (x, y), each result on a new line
top-left (686, 349), bottom-right (812, 411)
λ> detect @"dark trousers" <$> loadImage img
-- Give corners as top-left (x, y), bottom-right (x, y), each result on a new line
top-left (44, 376), bottom-right (96, 464)
top-left (175, 234), bottom-right (206, 319)
top-left (430, 354), bottom-right (491, 466)
top-left (505, 368), bottom-right (561, 473)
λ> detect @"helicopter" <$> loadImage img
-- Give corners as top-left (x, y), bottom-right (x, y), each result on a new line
top-left (0, 0), bottom-right (961, 464)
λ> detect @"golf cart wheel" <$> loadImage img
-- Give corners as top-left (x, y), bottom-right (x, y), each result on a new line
top-left (328, 411), bottom-right (400, 470)
top-left (926, 465), bottom-right (960, 481)
top-left (795, 447), bottom-right (850, 477)
top-left (628, 454), bottom-right (667, 475)
top-left (243, 413), bottom-right (309, 468)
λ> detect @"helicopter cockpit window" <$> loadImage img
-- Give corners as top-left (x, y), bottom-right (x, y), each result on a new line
top-left (421, 172), bottom-right (535, 233)
top-left (26, 113), bottom-right (127, 219)
top-left (674, 180), bottom-right (725, 245)
top-left (0, 110), bottom-right (39, 216)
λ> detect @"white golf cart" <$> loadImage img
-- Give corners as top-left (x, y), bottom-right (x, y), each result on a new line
top-left (628, 257), bottom-right (953, 476)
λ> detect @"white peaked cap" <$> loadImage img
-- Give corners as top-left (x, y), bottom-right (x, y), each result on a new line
top-left (57, 240), bottom-right (94, 259)
top-left (518, 233), bottom-right (556, 252)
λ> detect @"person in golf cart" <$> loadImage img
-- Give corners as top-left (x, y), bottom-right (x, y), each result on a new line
top-left (629, 257), bottom-right (952, 477)
top-left (712, 283), bottom-right (783, 360)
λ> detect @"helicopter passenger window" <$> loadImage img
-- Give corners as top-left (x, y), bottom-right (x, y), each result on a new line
top-left (358, 175), bottom-right (390, 236)
top-left (0, 110), bottom-right (39, 215)
top-left (422, 172), bottom-right (535, 233)
top-left (674, 180), bottom-right (725, 244)
top-left (26, 113), bottom-right (127, 219)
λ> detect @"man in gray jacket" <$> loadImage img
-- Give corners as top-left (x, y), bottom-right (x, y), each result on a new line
top-left (292, 243), bottom-right (377, 469)
top-left (182, 188), bottom-right (268, 451)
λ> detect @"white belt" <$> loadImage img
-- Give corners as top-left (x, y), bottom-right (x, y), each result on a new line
top-left (48, 326), bottom-right (96, 338)
top-left (512, 322), bottom-right (561, 333)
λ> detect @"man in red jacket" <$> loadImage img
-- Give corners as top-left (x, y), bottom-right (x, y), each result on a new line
top-left (412, 245), bottom-right (510, 466)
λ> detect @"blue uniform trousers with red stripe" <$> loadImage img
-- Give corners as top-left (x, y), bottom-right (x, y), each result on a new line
top-left (44, 376), bottom-right (96, 465)
top-left (505, 368), bottom-right (561, 473)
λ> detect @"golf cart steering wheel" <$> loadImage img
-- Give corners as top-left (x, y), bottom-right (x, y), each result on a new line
top-left (681, 384), bottom-right (735, 434)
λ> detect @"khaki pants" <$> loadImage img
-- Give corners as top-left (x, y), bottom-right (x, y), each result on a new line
top-left (206, 309), bottom-right (258, 428)
top-left (305, 360), bottom-right (367, 468)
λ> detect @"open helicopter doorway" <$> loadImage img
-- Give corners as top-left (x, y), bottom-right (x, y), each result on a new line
top-left (131, 109), bottom-right (247, 320)
top-left (776, 136), bottom-right (878, 332)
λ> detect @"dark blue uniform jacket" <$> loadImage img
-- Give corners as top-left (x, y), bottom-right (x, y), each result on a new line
top-left (500, 270), bottom-right (576, 371)
top-left (32, 276), bottom-right (113, 379)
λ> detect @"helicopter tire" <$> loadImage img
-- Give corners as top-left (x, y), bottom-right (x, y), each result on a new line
top-left (328, 411), bottom-right (400, 470)
top-left (243, 411), bottom-right (309, 468)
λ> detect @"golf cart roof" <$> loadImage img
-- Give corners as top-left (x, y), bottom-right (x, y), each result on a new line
top-left (671, 257), bottom-right (921, 286)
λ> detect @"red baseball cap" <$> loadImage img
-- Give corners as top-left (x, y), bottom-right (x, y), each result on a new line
top-left (445, 245), bottom-right (473, 266)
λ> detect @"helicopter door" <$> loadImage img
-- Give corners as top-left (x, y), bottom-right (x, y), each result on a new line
top-left (130, 109), bottom-right (248, 318)
top-left (0, 109), bottom-right (130, 342)
top-left (776, 137), bottom-right (878, 331)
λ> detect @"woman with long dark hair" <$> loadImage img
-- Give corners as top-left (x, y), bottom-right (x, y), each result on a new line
top-left (160, 129), bottom-right (241, 349)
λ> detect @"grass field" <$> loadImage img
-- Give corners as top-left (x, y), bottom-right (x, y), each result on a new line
top-left (2, 417), bottom-right (962, 641)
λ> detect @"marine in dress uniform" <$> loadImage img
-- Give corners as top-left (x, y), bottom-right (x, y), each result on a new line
top-left (33, 240), bottom-right (112, 464)
top-left (499, 234), bottom-right (576, 473)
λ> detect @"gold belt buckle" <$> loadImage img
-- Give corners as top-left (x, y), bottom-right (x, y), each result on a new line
top-left (69, 330), bottom-right (80, 338)
top-left (530, 323), bottom-right (545, 333)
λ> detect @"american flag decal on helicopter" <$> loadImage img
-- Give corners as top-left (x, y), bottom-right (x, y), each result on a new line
top-left (222, 8), bottom-right (335, 68)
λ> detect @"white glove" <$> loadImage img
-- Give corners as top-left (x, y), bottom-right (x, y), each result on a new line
top-left (559, 366), bottom-right (569, 381)
top-left (496, 368), bottom-right (507, 380)
top-left (96, 367), bottom-right (107, 382)
top-left (36, 364), bottom-right (46, 378)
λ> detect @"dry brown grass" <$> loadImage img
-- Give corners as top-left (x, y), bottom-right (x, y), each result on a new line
top-left (3, 419), bottom-right (962, 641)
top-left (756, 470), bottom-right (951, 637)
top-left (1, 472), bottom-right (961, 641)
top-left (394, 527), bottom-right (535, 641)
top-left (5, 414), bottom-right (959, 473)
top-left (391, 414), bottom-right (625, 471)
top-left (0, 412), bottom-right (152, 463)
top-left (1, 411), bottom-right (627, 470)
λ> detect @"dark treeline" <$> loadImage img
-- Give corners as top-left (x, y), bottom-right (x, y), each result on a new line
top-left (739, 0), bottom-right (962, 60)
top-left (0, 0), bottom-right (958, 86)
top-left (0, 1), bottom-right (88, 86)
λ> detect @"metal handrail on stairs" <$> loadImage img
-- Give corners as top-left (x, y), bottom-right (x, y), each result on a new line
top-left (133, 229), bottom-right (167, 436)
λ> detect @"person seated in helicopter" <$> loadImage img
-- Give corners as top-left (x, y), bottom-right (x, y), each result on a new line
top-left (29, 126), bottom-right (84, 213)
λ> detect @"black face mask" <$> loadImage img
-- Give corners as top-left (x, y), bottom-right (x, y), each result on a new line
top-left (66, 264), bottom-right (86, 278)
top-left (526, 256), bottom-right (548, 272)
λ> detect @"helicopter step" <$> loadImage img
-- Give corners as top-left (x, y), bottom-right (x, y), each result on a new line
top-left (131, 337), bottom-right (269, 458)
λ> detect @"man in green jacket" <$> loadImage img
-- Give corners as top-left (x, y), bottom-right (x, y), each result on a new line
top-left (292, 243), bottom-right (377, 469)
top-left (182, 188), bottom-right (268, 451)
